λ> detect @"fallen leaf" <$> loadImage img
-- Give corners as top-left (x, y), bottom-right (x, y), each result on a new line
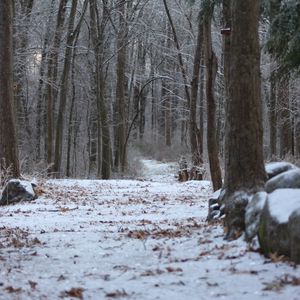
top-left (61, 287), bottom-right (84, 299)
top-left (105, 289), bottom-right (128, 298)
top-left (28, 280), bottom-right (37, 289)
top-left (268, 252), bottom-right (287, 263)
top-left (5, 286), bottom-right (22, 293)
top-left (166, 267), bottom-right (183, 273)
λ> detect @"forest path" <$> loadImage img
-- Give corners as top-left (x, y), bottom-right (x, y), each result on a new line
top-left (0, 160), bottom-right (300, 299)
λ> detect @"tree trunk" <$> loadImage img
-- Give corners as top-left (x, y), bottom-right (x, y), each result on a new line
top-left (0, 0), bottom-right (20, 178)
top-left (224, 0), bottom-right (266, 239)
top-left (268, 0), bottom-right (282, 158)
top-left (190, 13), bottom-right (203, 166)
top-left (269, 68), bottom-right (277, 157)
top-left (278, 74), bottom-right (292, 157)
top-left (203, 10), bottom-right (222, 192)
top-left (114, 0), bottom-right (127, 173)
top-left (53, 0), bottom-right (88, 177)
top-left (36, 0), bottom-right (56, 161)
top-left (90, 0), bottom-right (111, 179)
top-left (14, 0), bottom-right (35, 163)
top-left (45, 0), bottom-right (68, 169)
top-left (53, 0), bottom-right (79, 177)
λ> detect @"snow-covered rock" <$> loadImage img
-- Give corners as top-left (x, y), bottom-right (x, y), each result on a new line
top-left (245, 191), bottom-right (268, 242)
top-left (265, 168), bottom-right (300, 193)
top-left (207, 189), bottom-right (223, 221)
top-left (258, 189), bottom-right (300, 263)
top-left (289, 209), bottom-right (300, 263)
top-left (0, 179), bottom-right (37, 206)
top-left (265, 161), bottom-right (296, 179)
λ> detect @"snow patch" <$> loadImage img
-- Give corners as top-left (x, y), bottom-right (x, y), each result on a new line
top-left (268, 189), bottom-right (300, 223)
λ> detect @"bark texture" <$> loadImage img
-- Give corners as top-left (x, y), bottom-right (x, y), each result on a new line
top-left (224, 0), bottom-right (266, 239)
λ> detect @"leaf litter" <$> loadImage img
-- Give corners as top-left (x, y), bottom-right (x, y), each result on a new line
top-left (0, 160), bottom-right (299, 299)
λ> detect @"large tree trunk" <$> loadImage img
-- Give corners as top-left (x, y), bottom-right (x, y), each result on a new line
top-left (0, 0), bottom-right (20, 178)
top-left (223, 0), bottom-right (266, 239)
top-left (203, 10), bottom-right (222, 192)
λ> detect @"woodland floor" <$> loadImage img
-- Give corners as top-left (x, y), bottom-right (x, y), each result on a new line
top-left (0, 160), bottom-right (300, 300)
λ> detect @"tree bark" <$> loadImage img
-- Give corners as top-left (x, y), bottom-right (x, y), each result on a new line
top-left (203, 9), bottom-right (222, 192)
top-left (224, 0), bottom-right (266, 239)
top-left (0, 0), bottom-right (20, 178)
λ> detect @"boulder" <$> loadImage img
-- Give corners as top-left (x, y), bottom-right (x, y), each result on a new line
top-left (0, 179), bottom-right (37, 206)
top-left (289, 209), bottom-right (300, 263)
top-left (265, 169), bottom-right (300, 193)
top-left (258, 189), bottom-right (300, 263)
top-left (265, 162), bottom-right (296, 179)
top-left (245, 191), bottom-right (268, 242)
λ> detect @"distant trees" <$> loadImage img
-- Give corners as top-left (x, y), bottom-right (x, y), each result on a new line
top-left (0, 0), bottom-right (297, 186)
top-left (0, 0), bottom-right (20, 178)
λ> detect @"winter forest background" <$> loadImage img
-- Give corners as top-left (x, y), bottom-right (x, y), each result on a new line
top-left (2, 0), bottom-right (300, 180)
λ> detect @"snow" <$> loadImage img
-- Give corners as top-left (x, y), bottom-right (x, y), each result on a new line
top-left (268, 189), bottom-right (300, 224)
top-left (265, 162), bottom-right (295, 176)
top-left (0, 160), bottom-right (300, 299)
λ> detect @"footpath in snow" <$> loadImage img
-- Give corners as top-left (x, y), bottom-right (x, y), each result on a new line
top-left (0, 159), bottom-right (300, 299)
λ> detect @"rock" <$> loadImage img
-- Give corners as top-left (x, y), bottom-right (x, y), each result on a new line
top-left (258, 189), bottom-right (300, 263)
top-left (207, 189), bottom-right (221, 221)
top-left (265, 169), bottom-right (300, 193)
top-left (265, 162), bottom-right (296, 179)
top-left (288, 209), bottom-right (300, 264)
top-left (245, 192), bottom-right (268, 242)
top-left (178, 156), bottom-right (188, 170)
top-left (0, 179), bottom-right (37, 206)
top-left (224, 191), bottom-right (252, 240)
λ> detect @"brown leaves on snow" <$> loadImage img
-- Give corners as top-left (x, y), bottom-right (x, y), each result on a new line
top-left (60, 287), bottom-right (84, 299)
top-left (5, 286), bottom-right (22, 293)
top-left (127, 219), bottom-right (203, 240)
top-left (0, 226), bottom-right (43, 249)
top-left (263, 274), bottom-right (300, 292)
top-left (105, 289), bottom-right (129, 298)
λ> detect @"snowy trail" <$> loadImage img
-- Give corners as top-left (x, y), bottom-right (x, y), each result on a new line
top-left (0, 160), bottom-right (300, 300)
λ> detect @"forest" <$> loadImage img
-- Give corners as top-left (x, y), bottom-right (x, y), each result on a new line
top-left (1, 0), bottom-right (300, 299)
top-left (0, 0), bottom-right (298, 181)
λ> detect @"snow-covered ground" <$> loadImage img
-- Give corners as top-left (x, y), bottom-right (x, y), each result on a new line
top-left (0, 160), bottom-right (300, 300)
